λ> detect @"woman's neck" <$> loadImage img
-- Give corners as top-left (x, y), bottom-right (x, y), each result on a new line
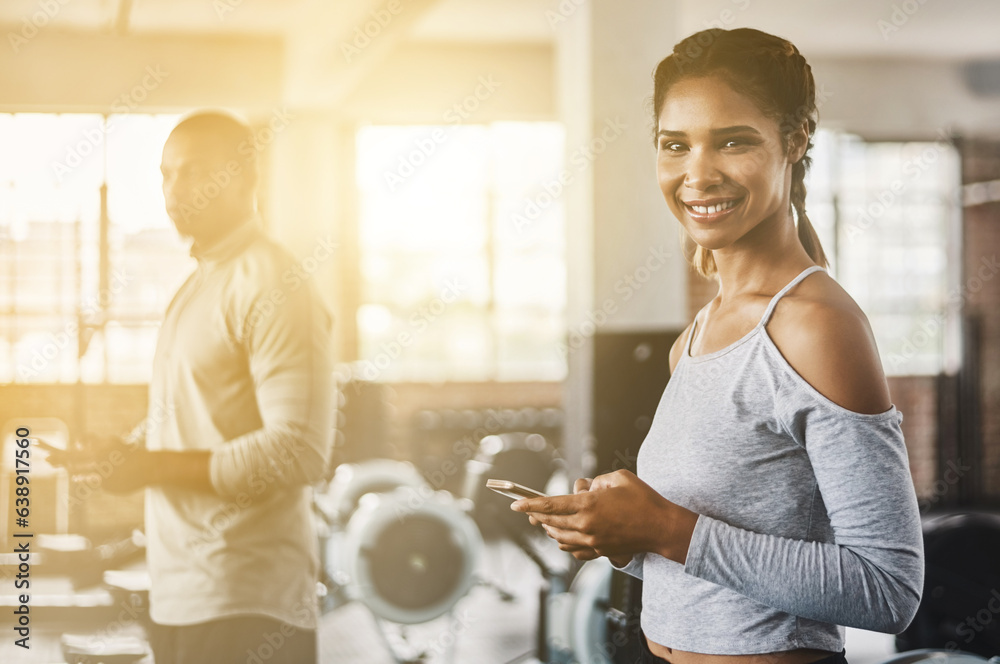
top-left (711, 210), bottom-right (815, 303)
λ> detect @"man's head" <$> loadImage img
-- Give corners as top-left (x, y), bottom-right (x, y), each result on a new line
top-left (161, 111), bottom-right (258, 247)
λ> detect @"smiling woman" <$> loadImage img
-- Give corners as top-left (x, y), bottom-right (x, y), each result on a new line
top-left (513, 27), bottom-right (924, 664)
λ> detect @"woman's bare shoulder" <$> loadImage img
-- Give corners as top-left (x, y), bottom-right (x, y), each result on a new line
top-left (766, 271), bottom-right (892, 415)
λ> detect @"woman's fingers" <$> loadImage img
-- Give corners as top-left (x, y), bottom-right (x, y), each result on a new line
top-left (542, 523), bottom-right (590, 547)
top-left (547, 530), bottom-right (602, 560)
top-left (523, 511), bottom-right (582, 530)
top-left (556, 541), bottom-right (599, 560)
top-left (573, 477), bottom-right (593, 493)
top-left (591, 468), bottom-right (638, 491)
top-left (511, 492), bottom-right (585, 515)
top-left (570, 548), bottom-right (600, 561)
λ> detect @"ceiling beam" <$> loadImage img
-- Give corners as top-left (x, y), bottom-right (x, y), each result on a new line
top-left (114, 0), bottom-right (133, 36)
top-left (0, 31), bottom-right (283, 113)
top-left (283, 0), bottom-right (444, 109)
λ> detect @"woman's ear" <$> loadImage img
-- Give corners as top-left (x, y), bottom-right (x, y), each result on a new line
top-left (787, 122), bottom-right (809, 163)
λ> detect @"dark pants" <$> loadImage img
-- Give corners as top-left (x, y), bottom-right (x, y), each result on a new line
top-left (639, 635), bottom-right (848, 664)
top-left (149, 615), bottom-right (317, 664)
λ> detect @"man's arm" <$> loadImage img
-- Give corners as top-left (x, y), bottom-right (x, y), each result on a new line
top-left (50, 269), bottom-right (334, 496)
top-left (206, 270), bottom-right (335, 498)
top-left (45, 440), bottom-right (212, 494)
top-left (138, 449), bottom-right (213, 491)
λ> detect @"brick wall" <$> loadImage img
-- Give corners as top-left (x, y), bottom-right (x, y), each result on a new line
top-left (888, 376), bottom-right (939, 501)
top-left (961, 138), bottom-right (1000, 502)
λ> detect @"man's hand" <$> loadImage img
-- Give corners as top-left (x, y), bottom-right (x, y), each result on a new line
top-left (46, 435), bottom-right (213, 494)
top-left (511, 469), bottom-right (699, 565)
top-left (44, 434), bottom-right (152, 495)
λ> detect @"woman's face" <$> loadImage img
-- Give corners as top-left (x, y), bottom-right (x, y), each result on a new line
top-left (655, 74), bottom-right (803, 254)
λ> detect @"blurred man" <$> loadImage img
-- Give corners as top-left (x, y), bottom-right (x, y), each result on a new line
top-left (54, 110), bottom-right (334, 663)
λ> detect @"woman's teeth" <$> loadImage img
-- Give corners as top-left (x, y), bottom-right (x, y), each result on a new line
top-left (689, 200), bottom-right (738, 214)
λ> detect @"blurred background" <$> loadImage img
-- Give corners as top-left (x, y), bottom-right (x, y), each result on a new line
top-left (1, 0), bottom-right (999, 663)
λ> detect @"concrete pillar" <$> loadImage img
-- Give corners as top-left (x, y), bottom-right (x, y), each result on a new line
top-left (556, 0), bottom-right (687, 477)
top-left (262, 112), bottom-right (356, 362)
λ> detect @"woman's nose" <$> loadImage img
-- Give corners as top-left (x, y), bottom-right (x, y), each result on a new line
top-left (683, 150), bottom-right (724, 190)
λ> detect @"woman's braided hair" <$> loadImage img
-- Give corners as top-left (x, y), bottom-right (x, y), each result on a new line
top-left (652, 28), bottom-right (829, 279)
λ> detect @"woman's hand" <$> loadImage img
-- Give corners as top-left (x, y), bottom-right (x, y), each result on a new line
top-left (524, 477), bottom-right (603, 561)
top-left (511, 469), bottom-right (700, 564)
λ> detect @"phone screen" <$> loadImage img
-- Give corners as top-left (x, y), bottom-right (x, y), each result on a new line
top-left (486, 479), bottom-right (547, 501)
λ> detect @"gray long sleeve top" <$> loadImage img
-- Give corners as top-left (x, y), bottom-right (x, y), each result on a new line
top-left (617, 266), bottom-right (924, 654)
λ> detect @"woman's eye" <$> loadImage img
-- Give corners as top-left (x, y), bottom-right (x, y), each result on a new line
top-left (659, 141), bottom-right (685, 153)
top-left (722, 138), bottom-right (758, 149)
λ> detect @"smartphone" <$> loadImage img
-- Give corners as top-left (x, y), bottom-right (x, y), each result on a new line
top-left (486, 479), bottom-right (547, 501)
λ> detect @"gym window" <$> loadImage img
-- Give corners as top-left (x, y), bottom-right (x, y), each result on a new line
top-left (806, 129), bottom-right (960, 376)
top-left (355, 122), bottom-right (567, 382)
top-left (0, 112), bottom-right (188, 383)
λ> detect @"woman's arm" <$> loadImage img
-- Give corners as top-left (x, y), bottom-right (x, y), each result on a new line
top-left (680, 398), bottom-right (923, 633)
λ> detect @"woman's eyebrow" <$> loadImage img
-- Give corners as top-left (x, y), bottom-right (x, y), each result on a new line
top-left (656, 125), bottom-right (762, 138)
top-left (713, 125), bottom-right (762, 136)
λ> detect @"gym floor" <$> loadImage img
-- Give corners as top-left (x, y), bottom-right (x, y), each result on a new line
top-left (322, 538), bottom-right (543, 664)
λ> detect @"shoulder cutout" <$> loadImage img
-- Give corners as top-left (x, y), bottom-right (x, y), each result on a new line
top-left (766, 278), bottom-right (892, 415)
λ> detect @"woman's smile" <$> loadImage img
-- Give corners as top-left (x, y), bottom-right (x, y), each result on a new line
top-left (682, 196), bottom-right (746, 222)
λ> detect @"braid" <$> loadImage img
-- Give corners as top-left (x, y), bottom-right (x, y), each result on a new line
top-left (791, 161), bottom-right (827, 268)
top-left (791, 161), bottom-right (808, 233)
top-left (789, 115), bottom-right (828, 268)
